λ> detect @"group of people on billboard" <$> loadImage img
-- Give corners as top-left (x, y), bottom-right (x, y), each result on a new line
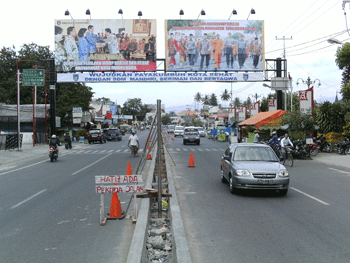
top-left (167, 31), bottom-right (262, 71)
top-left (55, 23), bottom-right (156, 72)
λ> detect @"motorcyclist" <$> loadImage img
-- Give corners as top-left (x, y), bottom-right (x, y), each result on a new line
top-left (49, 134), bottom-right (61, 150)
top-left (268, 131), bottom-right (278, 146)
top-left (64, 131), bottom-right (72, 149)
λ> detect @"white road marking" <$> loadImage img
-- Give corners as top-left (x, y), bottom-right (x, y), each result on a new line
top-left (183, 148), bottom-right (188, 151)
top-left (291, 187), bottom-right (330, 206)
top-left (72, 154), bottom-right (112, 175)
top-left (10, 189), bottom-right (47, 209)
top-left (108, 150), bottom-right (114, 153)
top-left (198, 149), bottom-right (204, 152)
top-left (329, 167), bottom-right (350, 175)
top-left (212, 149), bottom-right (218, 151)
top-left (205, 148), bottom-right (211, 151)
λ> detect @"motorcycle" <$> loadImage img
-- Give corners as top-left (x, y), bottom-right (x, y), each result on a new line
top-left (305, 141), bottom-right (319, 157)
top-left (49, 146), bottom-right (59, 162)
top-left (336, 139), bottom-right (350, 155)
top-left (291, 140), bottom-right (310, 159)
top-left (317, 138), bottom-right (333, 153)
top-left (65, 137), bottom-right (72, 149)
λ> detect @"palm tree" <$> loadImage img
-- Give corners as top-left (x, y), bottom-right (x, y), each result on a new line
top-left (221, 89), bottom-right (231, 107)
top-left (233, 97), bottom-right (242, 107)
top-left (194, 92), bottom-right (202, 111)
top-left (202, 94), bottom-right (210, 108)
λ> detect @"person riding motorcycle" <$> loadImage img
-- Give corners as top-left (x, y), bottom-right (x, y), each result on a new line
top-left (64, 131), bottom-right (72, 149)
top-left (49, 134), bottom-right (61, 150)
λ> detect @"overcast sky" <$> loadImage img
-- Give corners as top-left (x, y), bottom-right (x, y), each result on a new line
top-left (1, 0), bottom-right (347, 111)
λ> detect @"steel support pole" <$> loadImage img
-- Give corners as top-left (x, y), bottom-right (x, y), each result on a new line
top-left (17, 69), bottom-right (21, 150)
top-left (276, 58), bottom-right (283, 110)
top-left (157, 100), bottom-right (162, 218)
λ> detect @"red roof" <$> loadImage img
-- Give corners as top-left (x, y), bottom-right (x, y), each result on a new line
top-left (238, 110), bottom-right (286, 128)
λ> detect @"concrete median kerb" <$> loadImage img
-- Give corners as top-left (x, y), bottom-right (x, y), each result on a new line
top-left (311, 152), bottom-right (350, 169)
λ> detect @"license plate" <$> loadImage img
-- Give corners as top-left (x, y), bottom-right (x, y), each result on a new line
top-left (257, 179), bottom-right (273, 184)
top-left (92, 134), bottom-right (97, 137)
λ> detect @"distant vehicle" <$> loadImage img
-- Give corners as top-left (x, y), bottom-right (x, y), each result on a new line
top-left (104, 128), bottom-right (122, 141)
top-left (220, 143), bottom-right (289, 195)
top-left (197, 127), bottom-right (206, 137)
top-left (167, 124), bottom-right (175, 133)
top-left (87, 129), bottom-right (107, 144)
top-left (183, 127), bottom-right (200, 145)
top-left (174, 126), bottom-right (184, 137)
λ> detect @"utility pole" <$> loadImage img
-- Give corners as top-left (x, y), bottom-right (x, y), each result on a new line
top-left (275, 36), bottom-right (292, 59)
top-left (49, 58), bottom-right (56, 136)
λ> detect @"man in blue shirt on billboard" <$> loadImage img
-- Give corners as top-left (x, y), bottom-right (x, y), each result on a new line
top-left (86, 25), bottom-right (105, 54)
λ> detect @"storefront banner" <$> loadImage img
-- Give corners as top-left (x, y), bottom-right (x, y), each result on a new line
top-left (54, 19), bottom-right (156, 72)
top-left (165, 19), bottom-right (264, 72)
top-left (57, 71), bottom-right (263, 83)
top-left (268, 98), bottom-right (277, 111)
top-left (299, 87), bottom-right (314, 115)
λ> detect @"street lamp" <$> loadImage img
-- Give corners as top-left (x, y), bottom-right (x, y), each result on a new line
top-left (197, 9), bottom-right (206, 19)
top-left (118, 9), bottom-right (123, 19)
top-left (228, 9), bottom-right (237, 20)
top-left (64, 9), bottom-right (75, 26)
top-left (296, 77), bottom-right (321, 89)
top-left (327, 38), bottom-right (343, 45)
top-left (247, 8), bottom-right (255, 20)
top-left (179, 9), bottom-right (184, 19)
top-left (86, 9), bottom-right (91, 19)
top-left (263, 83), bottom-right (271, 88)
top-left (138, 10), bottom-right (143, 18)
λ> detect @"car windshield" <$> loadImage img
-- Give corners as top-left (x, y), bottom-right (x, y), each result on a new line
top-left (89, 130), bottom-right (101, 134)
top-left (197, 128), bottom-right (204, 131)
top-left (184, 129), bottom-right (199, 135)
top-left (233, 146), bottom-right (278, 162)
top-left (175, 127), bottom-right (184, 130)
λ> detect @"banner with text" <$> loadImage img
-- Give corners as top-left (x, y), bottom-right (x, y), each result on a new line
top-left (165, 19), bottom-right (264, 72)
top-left (250, 101), bottom-right (260, 116)
top-left (57, 71), bottom-right (263, 83)
top-left (268, 98), bottom-right (277, 111)
top-left (299, 87), bottom-right (314, 115)
top-left (55, 19), bottom-right (157, 72)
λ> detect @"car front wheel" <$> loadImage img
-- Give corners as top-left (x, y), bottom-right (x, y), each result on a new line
top-left (229, 176), bottom-right (238, 194)
top-left (221, 169), bottom-right (227, 183)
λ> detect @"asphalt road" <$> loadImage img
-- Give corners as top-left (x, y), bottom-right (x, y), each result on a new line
top-left (0, 131), bottom-right (150, 263)
top-left (165, 134), bottom-right (350, 263)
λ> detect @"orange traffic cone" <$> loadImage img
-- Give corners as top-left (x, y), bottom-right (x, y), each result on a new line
top-left (109, 183), bottom-right (122, 218)
top-left (188, 152), bottom-right (195, 167)
top-left (126, 161), bottom-right (133, 175)
top-left (147, 153), bottom-right (152, 160)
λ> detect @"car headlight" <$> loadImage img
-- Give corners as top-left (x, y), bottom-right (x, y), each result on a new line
top-left (236, 170), bottom-right (251, 177)
top-left (195, 137), bottom-right (200, 139)
top-left (278, 170), bottom-right (289, 177)
top-left (184, 136), bottom-right (189, 139)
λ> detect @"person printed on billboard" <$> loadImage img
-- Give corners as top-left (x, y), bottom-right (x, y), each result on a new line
top-left (77, 28), bottom-right (89, 62)
top-left (237, 35), bottom-right (247, 69)
top-left (63, 27), bottom-right (79, 70)
top-left (168, 33), bottom-right (178, 69)
top-left (186, 34), bottom-right (197, 69)
top-left (251, 37), bottom-right (261, 69)
top-left (199, 33), bottom-right (211, 70)
top-left (86, 25), bottom-right (105, 54)
top-left (105, 28), bottom-right (119, 54)
top-left (54, 26), bottom-right (66, 72)
top-left (224, 33), bottom-right (235, 68)
top-left (144, 38), bottom-right (155, 62)
top-left (212, 34), bottom-right (224, 70)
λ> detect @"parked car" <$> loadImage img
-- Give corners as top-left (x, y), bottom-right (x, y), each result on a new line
top-left (174, 126), bottom-right (184, 137)
top-left (87, 129), bottom-right (107, 144)
top-left (104, 128), bottom-right (122, 141)
top-left (167, 124), bottom-right (175, 133)
top-left (183, 127), bottom-right (200, 145)
top-left (220, 143), bottom-right (289, 195)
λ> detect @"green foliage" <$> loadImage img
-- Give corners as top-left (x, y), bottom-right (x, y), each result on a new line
top-left (316, 101), bottom-right (346, 133)
top-left (342, 122), bottom-right (350, 139)
top-left (191, 119), bottom-right (203, 127)
top-left (121, 98), bottom-right (150, 121)
top-left (220, 89), bottom-right (230, 107)
top-left (161, 114), bottom-right (171, 125)
top-left (341, 83), bottom-right (350, 102)
top-left (325, 132), bottom-right (344, 143)
top-left (281, 109), bottom-right (316, 134)
top-left (335, 43), bottom-right (350, 89)
top-left (209, 93), bottom-right (218, 106)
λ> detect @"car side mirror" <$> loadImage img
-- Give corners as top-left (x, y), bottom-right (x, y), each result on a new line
top-left (223, 155), bottom-right (231, 161)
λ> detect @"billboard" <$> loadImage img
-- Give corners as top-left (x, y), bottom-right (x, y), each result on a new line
top-left (54, 19), bottom-right (157, 72)
top-left (250, 101), bottom-right (260, 116)
top-left (268, 98), bottom-right (277, 111)
top-left (165, 20), bottom-right (264, 72)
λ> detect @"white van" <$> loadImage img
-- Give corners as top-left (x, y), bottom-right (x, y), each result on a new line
top-left (167, 124), bottom-right (175, 133)
top-left (174, 126), bottom-right (185, 137)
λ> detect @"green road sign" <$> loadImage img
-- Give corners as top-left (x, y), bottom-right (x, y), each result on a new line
top-left (22, 69), bottom-right (45, 86)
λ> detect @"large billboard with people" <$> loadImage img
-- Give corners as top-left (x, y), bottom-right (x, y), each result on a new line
top-left (54, 19), bottom-right (157, 72)
top-left (165, 20), bottom-right (264, 72)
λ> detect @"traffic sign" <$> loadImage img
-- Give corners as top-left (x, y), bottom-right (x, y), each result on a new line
top-left (22, 69), bottom-right (45, 86)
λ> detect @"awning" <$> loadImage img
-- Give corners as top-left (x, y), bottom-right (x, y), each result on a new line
top-left (238, 110), bottom-right (286, 128)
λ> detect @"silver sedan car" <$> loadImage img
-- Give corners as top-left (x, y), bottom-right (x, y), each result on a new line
top-left (220, 143), bottom-right (289, 195)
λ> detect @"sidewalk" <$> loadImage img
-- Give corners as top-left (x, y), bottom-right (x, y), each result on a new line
top-left (311, 152), bottom-right (350, 169)
top-left (0, 142), bottom-right (87, 166)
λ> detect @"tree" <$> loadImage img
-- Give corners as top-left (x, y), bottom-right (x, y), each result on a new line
top-left (335, 43), bottom-right (350, 100)
top-left (220, 89), bottom-right (231, 107)
top-left (0, 43), bottom-right (94, 128)
top-left (281, 109), bottom-right (316, 134)
top-left (233, 97), bottom-right (242, 107)
top-left (202, 94), bottom-right (210, 107)
top-left (316, 101), bottom-right (346, 133)
top-left (194, 92), bottom-right (202, 110)
top-left (121, 98), bottom-right (150, 121)
top-left (209, 93), bottom-right (218, 106)
top-left (161, 114), bottom-right (171, 125)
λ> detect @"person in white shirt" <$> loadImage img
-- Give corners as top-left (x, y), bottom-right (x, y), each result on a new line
top-left (280, 133), bottom-right (293, 155)
top-left (128, 131), bottom-right (140, 158)
top-left (253, 129), bottom-right (260, 143)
